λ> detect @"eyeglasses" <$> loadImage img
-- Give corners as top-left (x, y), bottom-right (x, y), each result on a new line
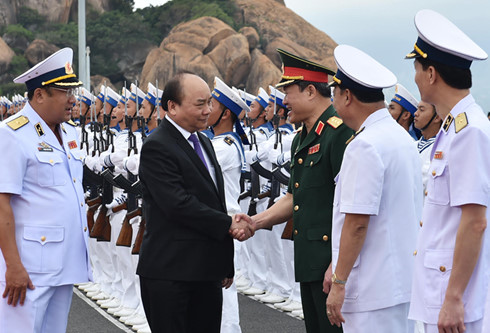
top-left (51, 87), bottom-right (76, 97)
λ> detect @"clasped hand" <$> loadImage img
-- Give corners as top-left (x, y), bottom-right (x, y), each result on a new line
top-left (229, 214), bottom-right (255, 241)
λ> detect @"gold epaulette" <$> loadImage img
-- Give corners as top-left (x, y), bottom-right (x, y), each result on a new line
top-left (7, 115), bottom-right (29, 130)
top-left (454, 112), bottom-right (468, 133)
top-left (327, 116), bottom-right (343, 129)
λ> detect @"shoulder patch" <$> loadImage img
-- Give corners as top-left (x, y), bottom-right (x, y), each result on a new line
top-left (6, 115), bottom-right (29, 130)
top-left (326, 116), bottom-right (343, 129)
top-left (454, 112), bottom-right (468, 133)
top-left (224, 135), bottom-right (234, 145)
top-left (66, 119), bottom-right (77, 127)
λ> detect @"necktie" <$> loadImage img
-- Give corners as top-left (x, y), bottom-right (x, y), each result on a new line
top-left (189, 133), bottom-right (209, 170)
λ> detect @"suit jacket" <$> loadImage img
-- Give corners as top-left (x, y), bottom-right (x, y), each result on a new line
top-left (136, 118), bottom-right (234, 282)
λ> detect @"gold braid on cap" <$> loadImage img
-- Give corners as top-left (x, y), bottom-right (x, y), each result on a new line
top-left (42, 74), bottom-right (77, 86)
top-left (332, 76), bottom-right (341, 85)
top-left (414, 44), bottom-right (428, 58)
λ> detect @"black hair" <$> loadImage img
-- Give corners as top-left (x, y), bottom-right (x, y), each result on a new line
top-left (161, 70), bottom-right (196, 111)
top-left (296, 81), bottom-right (331, 98)
top-left (416, 58), bottom-right (472, 89)
top-left (27, 86), bottom-right (53, 101)
top-left (339, 87), bottom-right (385, 103)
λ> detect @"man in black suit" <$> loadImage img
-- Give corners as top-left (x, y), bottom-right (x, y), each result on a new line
top-left (137, 72), bottom-right (254, 333)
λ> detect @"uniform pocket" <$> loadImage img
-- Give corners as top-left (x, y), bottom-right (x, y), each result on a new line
top-left (35, 152), bottom-right (66, 187)
top-left (22, 226), bottom-right (64, 273)
top-left (423, 249), bottom-right (453, 308)
top-left (426, 161), bottom-right (449, 205)
top-left (302, 153), bottom-right (326, 188)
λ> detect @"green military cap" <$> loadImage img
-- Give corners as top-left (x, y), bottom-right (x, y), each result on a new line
top-left (276, 48), bottom-right (336, 88)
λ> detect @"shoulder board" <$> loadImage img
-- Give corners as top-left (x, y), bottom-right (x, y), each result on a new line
top-left (224, 135), bottom-right (234, 146)
top-left (66, 119), bottom-right (77, 127)
top-left (454, 112), bottom-right (468, 133)
top-left (327, 116), bottom-right (343, 129)
top-left (7, 115), bottom-right (29, 131)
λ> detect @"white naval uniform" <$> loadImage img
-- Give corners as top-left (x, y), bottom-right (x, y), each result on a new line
top-left (0, 103), bottom-right (92, 332)
top-left (209, 131), bottom-right (245, 333)
top-left (242, 123), bottom-right (273, 291)
top-left (332, 108), bottom-right (422, 332)
top-left (416, 136), bottom-right (436, 195)
top-left (409, 95), bottom-right (490, 328)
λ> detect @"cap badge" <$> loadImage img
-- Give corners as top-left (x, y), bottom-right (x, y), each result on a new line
top-left (65, 62), bottom-right (73, 75)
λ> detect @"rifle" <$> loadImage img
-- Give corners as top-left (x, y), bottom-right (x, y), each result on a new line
top-left (247, 168), bottom-right (260, 216)
top-left (131, 217), bottom-right (145, 255)
top-left (116, 171), bottom-right (140, 247)
top-left (89, 171), bottom-right (113, 241)
top-left (91, 92), bottom-right (100, 157)
top-left (268, 164), bottom-right (281, 209)
top-left (126, 82), bottom-right (138, 156)
top-left (80, 111), bottom-right (89, 155)
top-left (86, 196), bottom-right (102, 232)
top-left (116, 207), bottom-right (141, 247)
top-left (156, 79), bottom-right (162, 126)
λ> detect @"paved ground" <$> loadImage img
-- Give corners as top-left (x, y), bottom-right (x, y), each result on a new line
top-left (67, 288), bottom-right (307, 333)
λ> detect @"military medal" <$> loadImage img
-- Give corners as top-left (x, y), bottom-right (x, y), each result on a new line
top-left (434, 151), bottom-right (443, 159)
top-left (308, 144), bottom-right (320, 154)
top-left (38, 142), bottom-right (53, 152)
top-left (68, 140), bottom-right (78, 149)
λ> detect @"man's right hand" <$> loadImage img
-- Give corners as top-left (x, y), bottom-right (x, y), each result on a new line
top-left (230, 214), bottom-right (255, 241)
top-left (3, 263), bottom-right (34, 306)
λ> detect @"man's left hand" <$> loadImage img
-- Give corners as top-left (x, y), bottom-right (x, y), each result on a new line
top-left (222, 278), bottom-right (233, 289)
top-left (326, 283), bottom-right (345, 327)
top-left (438, 297), bottom-right (465, 333)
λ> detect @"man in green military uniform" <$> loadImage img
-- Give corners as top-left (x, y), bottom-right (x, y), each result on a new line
top-left (235, 49), bottom-right (352, 332)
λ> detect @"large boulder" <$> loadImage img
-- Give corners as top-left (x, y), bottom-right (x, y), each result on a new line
top-left (0, 37), bottom-right (15, 74)
top-left (239, 26), bottom-right (260, 51)
top-left (235, 0), bottom-right (337, 70)
top-left (24, 39), bottom-right (59, 66)
top-left (246, 49), bottom-right (281, 94)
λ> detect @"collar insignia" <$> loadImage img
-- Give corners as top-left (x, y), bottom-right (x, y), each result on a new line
top-left (35, 122), bottom-right (45, 136)
top-left (443, 113), bottom-right (454, 132)
top-left (345, 127), bottom-right (365, 145)
top-left (315, 121), bottom-right (325, 135)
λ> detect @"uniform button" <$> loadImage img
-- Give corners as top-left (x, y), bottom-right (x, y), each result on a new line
top-left (432, 170), bottom-right (436, 176)
top-left (49, 159), bottom-right (53, 164)
top-left (439, 266), bottom-right (446, 272)
top-left (294, 229), bottom-right (298, 236)
top-left (310, 161), bottom-right (313, 166)
top-left (68, 155), bottom-right (71, 159)
top-left (413, 250), bottom-right (417, 256)
top-left (425, 190), bottom-right (428, 196)
top-left (84, 227), bottom-right (87, 232)
top-left (81, 203), bottom-right (84, 207)
top-left (322, 235), bottom-right (329, 242)
top-left (294, 205), bottom-right (299, 211)
top-left (294, 182), bottom-right (299, 189)
top-left (41, 236), bottom-right (46, 242)
top-left (298, 158), bottom-right (303, 165)
top-left (73, 178), bottom-right (76, 183)
top-left (420, 221), bottom-right (423, 227)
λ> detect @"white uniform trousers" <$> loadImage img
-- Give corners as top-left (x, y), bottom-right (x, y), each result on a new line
top-left (0, 283), bottom-right (73, 333)
top-left (425, 319), bottom-right (482, 333)
top-left (221, 281), bottom-right (242, 333)
top-left (342, 302), bottom-right (413, 333)
top-left (264, 223), bottom-right (291, 297)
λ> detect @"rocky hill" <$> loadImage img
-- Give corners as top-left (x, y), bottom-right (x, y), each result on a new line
top-left (0, 0), bottom-right (338, 96)
top-left (141, 0), bottom-right (337, 94)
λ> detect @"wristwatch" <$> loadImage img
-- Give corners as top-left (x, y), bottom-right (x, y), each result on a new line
top-left (331, 272), bottom-right (347, 285)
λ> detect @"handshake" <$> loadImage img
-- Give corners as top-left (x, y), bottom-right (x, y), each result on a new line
top-left (229, 214), bottom-right (256, 241)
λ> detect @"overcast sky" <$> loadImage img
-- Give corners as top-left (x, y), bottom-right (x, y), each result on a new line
top-left (133, 0), bottom-right (490, 111)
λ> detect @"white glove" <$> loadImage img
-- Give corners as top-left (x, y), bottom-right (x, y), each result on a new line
top-left (124, 155), bottom-right (140, 175)
top-left (84, 155), bottom-right (102, 172)
top-left (105, 194), bottom-right (127, 210)
top-left (103, 149), bottom-right (127, 169)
